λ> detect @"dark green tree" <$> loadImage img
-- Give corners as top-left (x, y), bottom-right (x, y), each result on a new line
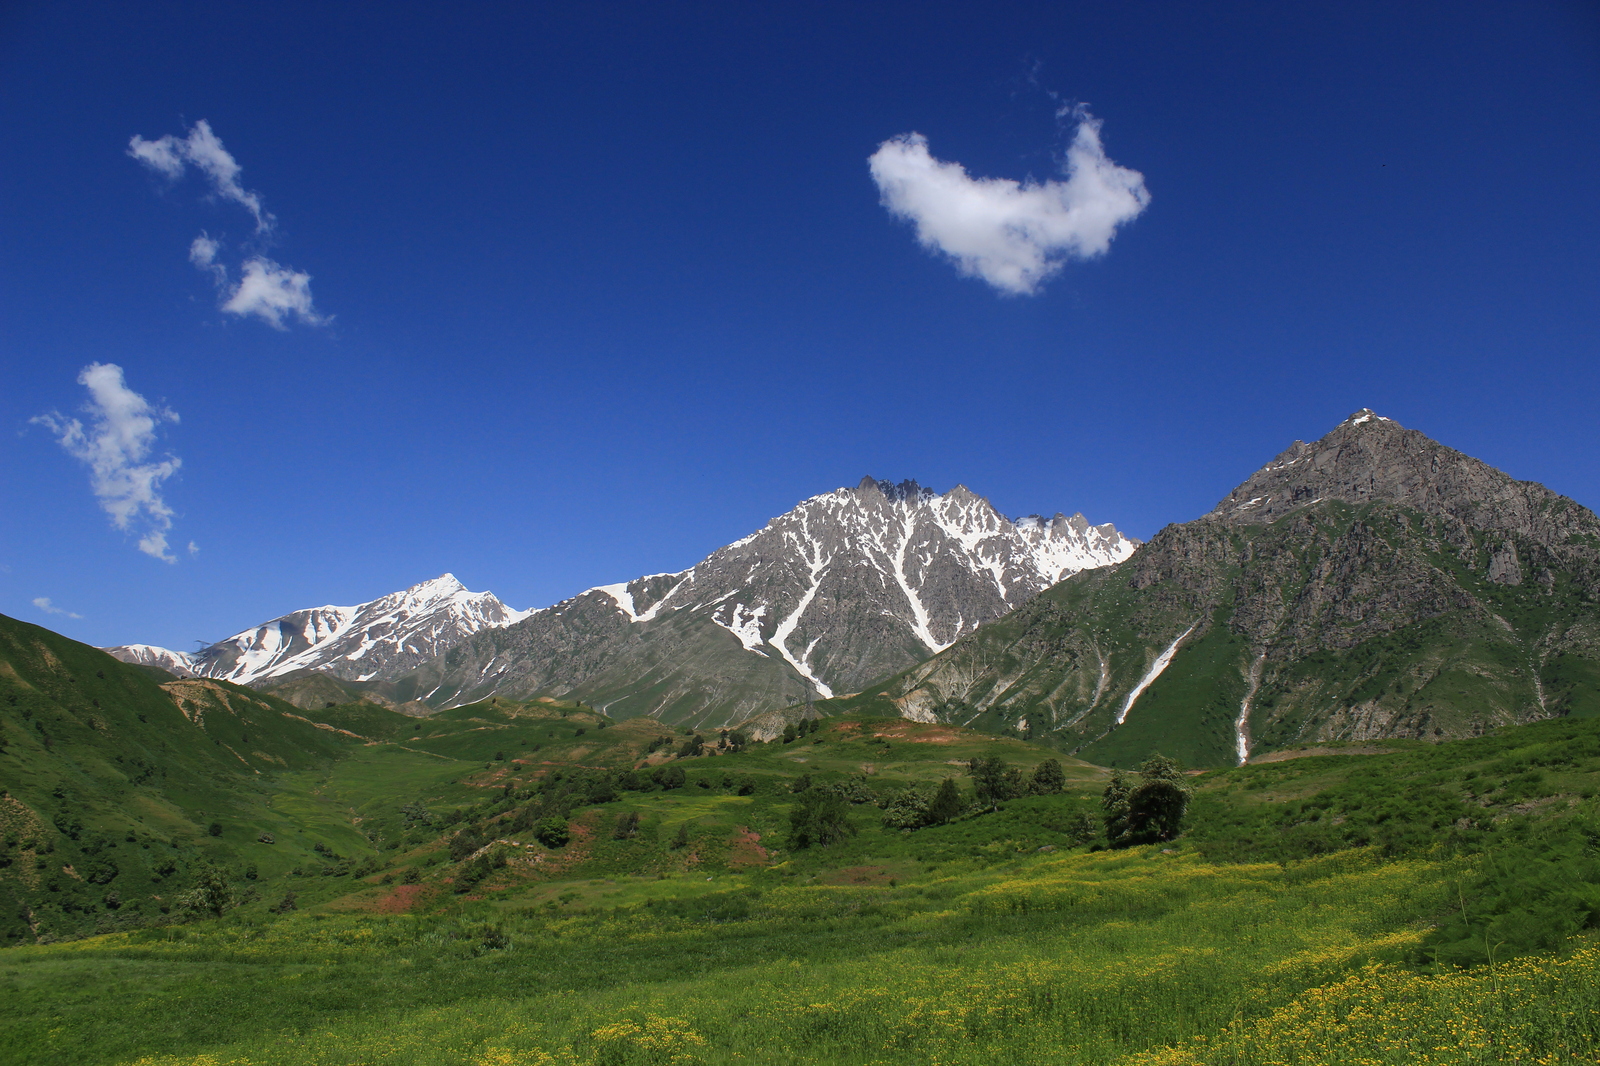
top-left (177, 863), bottom-right (234, 919)
top-left (1066, 811), bottom-right (1100, 846)
top-left (1101, 770), bottom-right (1133, 844)
top-left (927, 778), bottom-right (965, 824)
top-left (1031, 758), bottom-right (1067, 794)
top-left (969, 757), bottom-right (1026, 804)
top-left (1103, 756), bottom-right (1191, 847)
top-left (652, 765), bottom-right (686, 790)
top-left (534, 816), bottom-right (571, 849)
top-left (787, 790), bottom-right (855, 849)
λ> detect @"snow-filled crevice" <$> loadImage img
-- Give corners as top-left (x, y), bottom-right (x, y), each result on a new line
top-left (1236, 651), bottom-right (1266, 765)
top-left (891, 512), bottom-right (952, 654)
top-left (1115, 625), bottom-right (1196, 725)
top-left (768, 527), bottom-right (834, 698)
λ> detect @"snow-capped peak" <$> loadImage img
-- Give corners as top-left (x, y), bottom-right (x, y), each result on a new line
top-left (106, 575), bottom-right (531, 686)
top-left (1343, 408), bottom-right (1396, 427)
top-left (522, 477), bottom-right (1137, 700)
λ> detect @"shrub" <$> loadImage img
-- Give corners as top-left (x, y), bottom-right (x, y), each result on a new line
top-left (176, 864), bottom-right (234, 919)
top-left (535, 817), bottom-right (571, 849)
top-left (788, 790), bottom-right (855, 849)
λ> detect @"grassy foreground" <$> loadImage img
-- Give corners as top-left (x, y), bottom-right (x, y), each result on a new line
top-left (0, 847), bottom-right (1441, 1065)
top-left (3, 843), bottom-right (1598, 1065)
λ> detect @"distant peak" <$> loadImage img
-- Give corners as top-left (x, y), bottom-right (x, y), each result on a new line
top-left (403, 574), bottom-right (467, 598)
top-left (1340, 409), bottom-right (1398, 429)
top-left (853, 477), bottom-right (932, 501)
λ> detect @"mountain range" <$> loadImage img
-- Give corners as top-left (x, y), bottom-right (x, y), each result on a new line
top-left (102, 413), bottom-right (1600, 765)
top-left (108, 480), bottom-right (1136, 727)
top-left (108, 575), bottom-right (528, 686)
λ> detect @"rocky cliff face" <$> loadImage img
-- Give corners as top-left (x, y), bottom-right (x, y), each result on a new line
top-left (394, 478), bottom-right (1136, 726)
top-left (862, 412), bottom-right (1600, 767)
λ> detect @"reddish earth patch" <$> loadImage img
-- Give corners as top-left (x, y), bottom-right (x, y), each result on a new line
top-left (870, 723), bottom-right (963, 744)
top-left (821, 865), bottom-right (894, 886)
top-left (727, 826), bottom-right (769, 868)
top-left (370, 883), bottom-right (437, 914)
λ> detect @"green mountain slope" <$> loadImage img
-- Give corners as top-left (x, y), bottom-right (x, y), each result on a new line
top-left (0, 612), bottom-right (404, 941)
top-left (824, 411), bottom-right (1600, 767)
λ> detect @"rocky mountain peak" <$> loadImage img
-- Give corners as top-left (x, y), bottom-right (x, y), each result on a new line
top-left (394, 477), bottom-right (1137, 725)
top-left (1208, 410), bottom-right (1594, 545)
top-left (854, 476), bottom-right (936, 503)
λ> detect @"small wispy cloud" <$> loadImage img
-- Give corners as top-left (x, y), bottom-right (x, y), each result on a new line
top-left (130, 120), bottom-right (326, 327)
top-left (189, 233), bottom-right (227, 286)
top-left (32, 363), bottom-right (183, 562)
top-left (33, 597), bottom-right (83, 620)
top-left (129, 119), bottom-right (272, 232)
top-left (868, 108), bottom-right (1150, 295)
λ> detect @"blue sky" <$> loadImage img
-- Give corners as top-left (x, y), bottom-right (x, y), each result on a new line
top-left (3, 1), bottom-right (1597, 651)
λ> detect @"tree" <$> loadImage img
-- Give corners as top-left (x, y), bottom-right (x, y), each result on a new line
top-left (207, 822), bottom-right (223, 837)
top-left (1101, 770), bottom-right (1133, 845)
top-left (879, 785), bottom-right (934, 829)
top-left (927, 778), bottom-right (965, 824)
top-left (613, 812), bottom-right (641, 840)
top-left (534, 816), bottom-right (571, 849)
top-left (781, 723), bottom-right (797, 744)
top-left (1102, 756), bottom-right (1191, 847)
top-left (969, 757), bottom-right (1025, 804)
top-left (652, 765), bottom-right (685, 790)
top-left (177, 863), bottom-right (234, 919)
top-left (1031, 758), bottom-right (1067, 794)
top-left (790, 773), bottom-right (812, 793)
top-left (787, 790), bottom-right (855, 849)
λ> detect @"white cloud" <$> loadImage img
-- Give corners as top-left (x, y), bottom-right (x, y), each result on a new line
top-left (33, 363), bottom-right (183, 562)
top-left (130, 121), bottom-right (327, 327)
top-left (129, 119), bottom-right (272, 232)
top-left (868, 109), bottom-right (1150, 295)
top-left (33, 597), bottom-right (83, 620)
top-left (221, 256), bottom-right (323, 328)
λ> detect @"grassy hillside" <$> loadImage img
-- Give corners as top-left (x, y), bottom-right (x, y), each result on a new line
top-left (2, 666), bottom-right (1599, 1065)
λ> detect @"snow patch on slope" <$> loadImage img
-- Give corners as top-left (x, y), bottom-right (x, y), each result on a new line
top-left (1115, 625), bottom-right (1196, 725)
